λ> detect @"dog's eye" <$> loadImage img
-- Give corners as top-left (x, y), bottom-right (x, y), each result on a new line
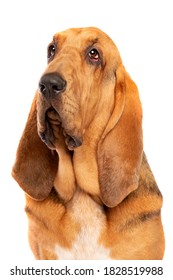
top-left (88, 48), bottom-right (100, 62)
top-left (47, 44), bottom-right (56, 61)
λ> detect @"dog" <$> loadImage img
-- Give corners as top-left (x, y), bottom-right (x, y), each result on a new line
top-left (12, 27), bottom-right (165, 259)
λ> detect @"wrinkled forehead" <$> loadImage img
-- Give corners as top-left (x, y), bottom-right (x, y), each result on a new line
top-left (52, 27), bottom-right (118, 51)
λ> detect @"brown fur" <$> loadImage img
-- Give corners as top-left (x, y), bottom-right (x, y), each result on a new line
top-left (12, 27), bottom-right (165, 259)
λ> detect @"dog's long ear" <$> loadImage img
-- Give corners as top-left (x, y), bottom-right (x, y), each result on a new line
top-left (12, 93), bottom-right (58, 200)
top-left (97, 65), bottom-right (143, 207)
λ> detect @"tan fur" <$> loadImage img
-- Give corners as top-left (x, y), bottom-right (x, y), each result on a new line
top-left (12, 27), bottom-right (165, 259)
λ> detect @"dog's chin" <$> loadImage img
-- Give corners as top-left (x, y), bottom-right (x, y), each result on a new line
top-left (65, 134), bottom-right (83, 150)
top-left (38, 108), bottom-right (82, 151)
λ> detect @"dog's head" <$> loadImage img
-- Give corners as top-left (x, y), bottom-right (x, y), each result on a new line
top-left (12, 27), bottom-right (143, 207)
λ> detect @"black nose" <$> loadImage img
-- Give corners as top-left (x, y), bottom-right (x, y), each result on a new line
top-left (38, 73), bottom-right (66, 99)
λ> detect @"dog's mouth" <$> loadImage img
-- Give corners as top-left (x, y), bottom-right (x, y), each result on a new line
top-left (38, 107), bottom-right (82, 151)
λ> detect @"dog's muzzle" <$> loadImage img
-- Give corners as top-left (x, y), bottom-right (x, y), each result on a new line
top-left (37, 72), bottom-right (82, 150)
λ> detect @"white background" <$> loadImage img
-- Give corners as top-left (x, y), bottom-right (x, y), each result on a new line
top-left (0, 0), bottom-right (172, 276)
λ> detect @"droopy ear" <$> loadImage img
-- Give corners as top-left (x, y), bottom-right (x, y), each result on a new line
top-left (97, 65), bottom-right (143, 207)
top-left (12, 93), bottom-right (58, 200)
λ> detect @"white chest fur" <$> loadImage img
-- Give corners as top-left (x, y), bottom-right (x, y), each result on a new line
top-left (54, 190), bottom-right (111, 260)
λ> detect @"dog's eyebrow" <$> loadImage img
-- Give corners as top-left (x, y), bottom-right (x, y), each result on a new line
top-left (52, 34), bottom-right (56, 41)
top-left (88, 38), bottom-right (99, 45)
top-left (85, 38), bottom-right (99, 51)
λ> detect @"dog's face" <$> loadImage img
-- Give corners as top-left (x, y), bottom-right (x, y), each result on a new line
top-left (37, 27), bottom-right (121, 151)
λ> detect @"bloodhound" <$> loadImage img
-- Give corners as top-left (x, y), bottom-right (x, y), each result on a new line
top-left (12, 27), bottom-right (165, 260)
